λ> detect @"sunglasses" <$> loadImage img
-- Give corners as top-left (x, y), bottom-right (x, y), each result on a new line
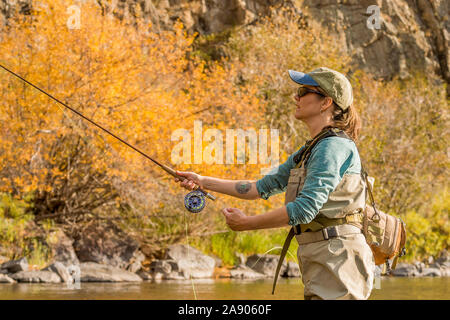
top-left (295, 86), bottom-right (326, 99)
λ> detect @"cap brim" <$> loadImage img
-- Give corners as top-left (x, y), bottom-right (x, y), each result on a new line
top-left (288, 70), bottom-right (319, 86)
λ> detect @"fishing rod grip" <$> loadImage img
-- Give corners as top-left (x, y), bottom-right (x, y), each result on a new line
top-left (161, 164), bottom-right (217, 201)
top-left (203, 191), bottom-right (216, 201)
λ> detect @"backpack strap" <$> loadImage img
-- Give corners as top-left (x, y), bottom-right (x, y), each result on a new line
top-left (358, 154), bottom-right (381, 222)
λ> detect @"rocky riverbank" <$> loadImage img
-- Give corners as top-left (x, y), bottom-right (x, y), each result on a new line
top-left (0, 244), bottom-right (300, 284)
top-left (1, 242), bottom-right (449, 284)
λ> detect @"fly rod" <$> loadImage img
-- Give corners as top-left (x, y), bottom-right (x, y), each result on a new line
top-left (0, 63), bottom-right (216, 213)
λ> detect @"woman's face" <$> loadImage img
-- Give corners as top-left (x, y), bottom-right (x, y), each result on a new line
top-left (294, 85), bottom-right (325, 120)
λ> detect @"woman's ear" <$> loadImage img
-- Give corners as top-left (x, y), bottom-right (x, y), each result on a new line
top-left (321, 97), bottom-right (334, 109)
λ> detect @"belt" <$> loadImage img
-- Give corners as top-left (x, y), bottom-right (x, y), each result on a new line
top-left (300, 212), bottom-right (364, 233)
top-left (295, 224), bottom-right (362, 245)
top-left (271, 223), bottom-right (362, 295)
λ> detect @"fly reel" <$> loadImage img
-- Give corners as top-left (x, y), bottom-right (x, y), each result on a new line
top-left (184, 190), bottom-right (206, 213)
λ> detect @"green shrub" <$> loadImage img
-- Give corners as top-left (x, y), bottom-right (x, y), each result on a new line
top-left (0, 193), bottom-right (50, 268)
top-left (400, 187), bottom-right (449, 262)
top-left (192, 228), bottom-right (298, 266)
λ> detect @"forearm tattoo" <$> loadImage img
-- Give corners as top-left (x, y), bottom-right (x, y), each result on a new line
top-left (236, 181), bottom-right (252, 194)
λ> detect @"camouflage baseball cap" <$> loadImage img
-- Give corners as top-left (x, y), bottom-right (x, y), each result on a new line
top-left (288, 67), bottom-right (353, 110)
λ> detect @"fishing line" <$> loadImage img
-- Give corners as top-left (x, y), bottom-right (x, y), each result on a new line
top-left (183, 211), bottom-right (198, 300)
top-left (249, 246), bottom-right (297, 269)
top-left (1, 62), bottom-right (210, 298)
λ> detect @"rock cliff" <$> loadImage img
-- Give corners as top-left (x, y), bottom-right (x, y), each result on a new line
top-left (1, 0), bottom-right (448, 87)
top-left (133, 0), bottom-right (448, 85)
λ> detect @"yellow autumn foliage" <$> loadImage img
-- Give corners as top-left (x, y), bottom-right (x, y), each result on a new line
top-left (0, 2), bottom-right (448, 263)
top-left (0, 0), bottom-right (269, 251)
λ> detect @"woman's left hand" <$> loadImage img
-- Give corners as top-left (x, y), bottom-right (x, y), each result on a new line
top-left (221, 207), bottom-right (251, 231)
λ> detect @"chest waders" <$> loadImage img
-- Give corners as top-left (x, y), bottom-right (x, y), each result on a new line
top-left (272, 126), bottom-right (367, 295)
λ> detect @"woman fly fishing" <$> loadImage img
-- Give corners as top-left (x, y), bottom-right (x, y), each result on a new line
top-left (175, 67), bottom-right (375, 300)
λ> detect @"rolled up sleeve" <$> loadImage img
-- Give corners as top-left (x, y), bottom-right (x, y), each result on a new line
top-left (286, 138), bottom-right (355, 225)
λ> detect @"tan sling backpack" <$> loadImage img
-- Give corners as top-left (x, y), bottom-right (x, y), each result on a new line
top-left (356, 165), bottom-right (407, 272)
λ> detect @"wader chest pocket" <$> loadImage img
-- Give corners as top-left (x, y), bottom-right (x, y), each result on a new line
top-left (288, 169), bottom-right (302, 182)
top-left (285, 168), bottom-right (306, 204)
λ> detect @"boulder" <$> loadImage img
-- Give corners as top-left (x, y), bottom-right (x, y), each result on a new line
top-left (127, 250), bottom-right (145, 273)
top-left (149, 260), bottom-right (175, 274)
top-left (164, 244), bottom-right (216, 279)
top-left (149, 271), bottom-right (186, 281)
top-left (73, 222), bottom-right (142, 271)
top-left (230, 264), bottom-right (267, 279)
top-left (47, 229), bottom-right (79, 266)
top-left (79, 262), bottom-right (142, 282)
top-left (10, 270), bottom-right (61, 283)
top-left (420, 267), bottom-right (441, 277)
top-left (429, 262), bottom-right (450, 277)
top-left (0, 255), bottom-right (8, 264)
top-left (148, 259), bottom-right (186, 280)
top-left (414, 262), bottom-right (426, 274)
top-left (436, 250), bottom-right (450, 268)
top-left (42, 262), bottom-right (72, 283)
top-left (136, 270), bottom-right (152, 281)
top-left (162, 272), bottom-right (187, 280)
top-left (391, 263), bottom-right (420, 277)
top-left (0, 274), bottom-right (16, 283)
top-left (282, 261), bottom-right (300, 278)
top-left (0, 257), bottom-right (28, 273)
top-left (245, 254), bottom-right (287, 277)
top-left (440, 267), bottom-right (450, 277)
top-left (438, 260), bottom-right (450, 269)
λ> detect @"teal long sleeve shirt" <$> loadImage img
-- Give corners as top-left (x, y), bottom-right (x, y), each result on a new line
top-left (256, 136), bottom-right (362, 226)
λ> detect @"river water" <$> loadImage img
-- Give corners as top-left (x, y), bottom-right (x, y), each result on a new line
top-left (0, 277), bottom-right (448, 300)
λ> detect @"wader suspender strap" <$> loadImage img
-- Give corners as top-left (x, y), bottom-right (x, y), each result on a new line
top-left (361, 160), bottom-right (403, 272)
top-left (272, 127), bottom-right (347, 295)
top-left (271, 227), bottom-right (295, 295)
top-left (362, 158), bottom-right (404, 272)
top-left (360, 157), bottom-right (381, 221)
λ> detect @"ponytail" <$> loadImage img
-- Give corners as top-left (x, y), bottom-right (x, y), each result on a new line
top-left (315, 86), bottom-right (361, 141)
top-left (332, 103), bottom-right (361, 142)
